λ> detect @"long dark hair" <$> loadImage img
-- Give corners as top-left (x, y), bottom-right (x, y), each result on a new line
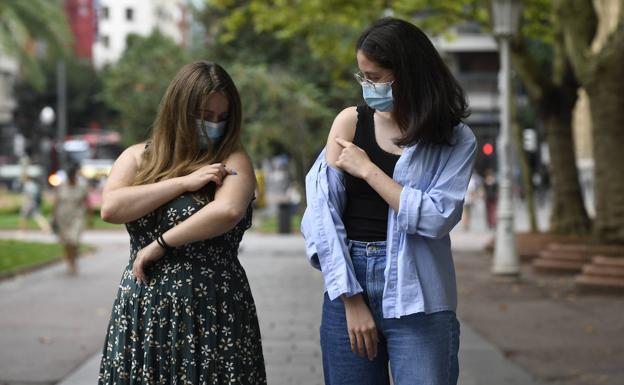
top-left (357, 18), bottom-right (469, 146)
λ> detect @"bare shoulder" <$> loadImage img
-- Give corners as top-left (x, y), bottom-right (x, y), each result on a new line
top-left (214, 146), bottom-right (256, 202)
top-left (224, 146), bottom-right (253, 168)
top-left (108, 143), bottom-right (145, 170)
top-left (128, 142), bottom-right (149, 167)
top-left (111, 142), bottom-right (147, 168)
top-left (327, 106), bottom-right (357, 143)
top-left (104, 143), bottom-right (147, 192)
top-left (326, 106), bottom-right (358, 166)
top-left (223, 146), bottom-right (255, 181)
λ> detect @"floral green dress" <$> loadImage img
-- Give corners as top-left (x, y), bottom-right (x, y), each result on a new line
top-left (98, 191), bottom-right (266, 385)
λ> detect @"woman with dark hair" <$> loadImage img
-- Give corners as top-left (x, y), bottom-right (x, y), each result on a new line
top-left (302, 18), bottom-right (476, 385)
top-left (97, 61), bottom-right (266, 384)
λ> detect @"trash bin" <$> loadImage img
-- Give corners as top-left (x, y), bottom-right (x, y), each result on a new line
top-left (277, 203), bottom-right (292, 234)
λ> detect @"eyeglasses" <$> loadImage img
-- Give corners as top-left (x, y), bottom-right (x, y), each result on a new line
top-left (353, 71), bottom-right (394, 90)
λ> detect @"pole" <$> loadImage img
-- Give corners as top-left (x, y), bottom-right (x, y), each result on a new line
top-left (492, 36), bottom-right (519, 275)
top-left (56, 60), bottom-right (67, 171)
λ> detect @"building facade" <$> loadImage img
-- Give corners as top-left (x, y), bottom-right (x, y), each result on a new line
top-left (0, 52), bottom-right (19, 165)
top-left (92, 0), bottom-right (188, 68)
top-left (432, 25), bottom-right (502, 173)
top-left (64, 0), bottom-right (97, 61)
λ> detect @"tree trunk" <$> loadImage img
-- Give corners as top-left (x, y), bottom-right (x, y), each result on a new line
top-left (585, 73), bottom-right (624, 242)
top-left (542, 108), bottom-right (591, 234)
top-left (508, 7), bottom-right (592, 236)
top-left (556, 0), bottom-right (624, 242)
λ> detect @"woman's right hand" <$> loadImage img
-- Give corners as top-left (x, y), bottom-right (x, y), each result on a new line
top-left (342, 294), bottom-right (379, 360)
top-left (181, 163), bottom-right (236, 192)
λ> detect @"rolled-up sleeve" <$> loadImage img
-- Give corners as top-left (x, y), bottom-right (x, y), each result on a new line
top-left (300, 208), bottom-right (320, 269)
top-left (396, 129), bottom-right (477, 238)
top-left (301, 149), bottom-right (363, 300)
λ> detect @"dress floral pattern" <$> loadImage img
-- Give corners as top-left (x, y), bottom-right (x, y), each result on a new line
top-left (98, 192), bottom-right (266, 385)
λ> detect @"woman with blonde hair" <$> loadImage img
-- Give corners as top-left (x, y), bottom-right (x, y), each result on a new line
top-left (97, 61), bottom-right (266, 384)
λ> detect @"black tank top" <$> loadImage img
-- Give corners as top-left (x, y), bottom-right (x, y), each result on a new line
top-left (344, 106), bottom-right (401, 242)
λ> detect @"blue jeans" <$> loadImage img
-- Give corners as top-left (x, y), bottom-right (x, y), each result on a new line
top-left (320, 240), bottom-right (460, 385)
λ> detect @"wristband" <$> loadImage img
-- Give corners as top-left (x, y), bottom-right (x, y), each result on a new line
top-left (156, 234), bottom-right (174, 251)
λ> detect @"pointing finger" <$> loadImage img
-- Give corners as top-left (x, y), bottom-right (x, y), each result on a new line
top-left (225, 167), bottom-right (238, 176)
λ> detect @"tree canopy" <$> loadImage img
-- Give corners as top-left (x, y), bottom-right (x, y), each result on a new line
top-left (102, 31), bottom-right (190, 145)
top-left (0, 0), bottom-right (71, 89)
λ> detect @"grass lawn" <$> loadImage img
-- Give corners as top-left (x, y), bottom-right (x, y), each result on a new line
top-left (0, 213), bottom-right (123, 230)
top-left (0, 239), bottom-right (95, 277)
top-left (1, 191), bottom-right (122, 230)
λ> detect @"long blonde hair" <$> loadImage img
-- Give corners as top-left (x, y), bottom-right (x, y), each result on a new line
top-left (133, 61), bottom-right (242, 186)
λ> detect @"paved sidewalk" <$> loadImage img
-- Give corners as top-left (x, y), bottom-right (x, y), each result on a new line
top-left (0, 231), bottom-right (129, 385)
top-left (0, 230), bottom-right (542, 385)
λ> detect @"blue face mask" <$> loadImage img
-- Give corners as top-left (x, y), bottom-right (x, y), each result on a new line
top-left (362, 82), bottom-right (394, 112)
top-left (196, 119), bottom-right (227, 146)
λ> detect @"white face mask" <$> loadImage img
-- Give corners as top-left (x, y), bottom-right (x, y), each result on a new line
top-left (196, 119), bottom-right (227, 146)
top-left (361, 81), bottom-right (394, 112)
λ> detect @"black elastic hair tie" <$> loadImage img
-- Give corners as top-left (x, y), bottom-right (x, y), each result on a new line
top-left (156, 234), bottom-right (174, 251)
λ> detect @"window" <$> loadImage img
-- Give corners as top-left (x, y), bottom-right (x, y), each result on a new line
top-left (101, 6), bottom-right (109, 19)
top-left (101, 35), bottom-right (109, 48)
top-left (126, 7), bottom-right (134, 21)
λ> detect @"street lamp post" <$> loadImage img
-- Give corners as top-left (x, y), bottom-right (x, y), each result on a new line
top-left (39, 106), bottom-right (56, 181)
top-left (491, 0), bottom-right (522, 275)
top-left (56, 60), bottom-right (68, 171)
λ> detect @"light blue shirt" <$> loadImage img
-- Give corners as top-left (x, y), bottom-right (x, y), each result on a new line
top-left (301, 123), bottom-right (477, 319)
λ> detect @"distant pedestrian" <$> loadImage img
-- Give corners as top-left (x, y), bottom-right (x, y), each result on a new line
top-left (97, 61), bottom-right (265, 384)
top-left (302, 18), bottom-right (476, 385)
top-left (18, 174), bottom-right (51, 234)
top-left (462, 172), bottom-right (483, 231)
top-left (483, 168), bottom-right (498, 229)
top-left (52, 164), bottom-right (88, 275)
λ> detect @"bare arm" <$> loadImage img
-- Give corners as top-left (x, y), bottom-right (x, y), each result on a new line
top-left (333, 136), bottom-right (402, 211)
top-left (102, 144), bottom-right (232, 224)
top-left (131, 148), bottom-right (253, 286)
top-left (362, 162), bottom-right (401, 211)
top-left (161, 148), bottom-right (256, 246)
top-left (337, 129), bottom-right (478, 238)
top-left (100, 144), bottom-right (187, 224)
top-left (324, 107), bottom-right (379, 361)
top-left (325, 106), bottom-right (357, 167)
top-left (327, 107), bottom-right (400, 211)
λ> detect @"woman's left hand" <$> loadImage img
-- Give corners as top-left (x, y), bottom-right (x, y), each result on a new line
top-left (334, 137), bottom-right (374, 179)
top-left (132, 242), bottom-right (165, 286)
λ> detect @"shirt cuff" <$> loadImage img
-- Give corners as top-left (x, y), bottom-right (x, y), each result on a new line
top-left (397, 186), bottom-right (422, 234)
